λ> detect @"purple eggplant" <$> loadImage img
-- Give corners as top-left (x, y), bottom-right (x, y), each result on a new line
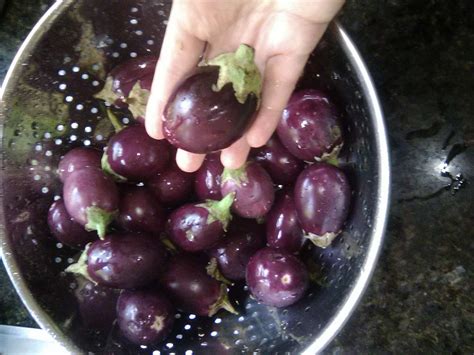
top-left (74, 277), bottom-right (120, 331)
top-left (277, 89), bottom-right (343, 162)
top-left (251, 135), bottom-right (304, 185)
top-left (117, 289), bottom-right (175, 345)
top-left (207, 218), bottom-right (265, 280)
top-left (246, 247), bottom-right (309, 308)
top-left (266, 190), bottom-right (305, 253)
top-left (47, 200), bottom-right (97, 249)
top-left (58, 147), bottom-right (102, 183)
top-left (195, 153), bottom-right (224, 201)
top-left (161, 255), bottom-right (236, 316)
top-left (66, 233), bottom-right (168, 289)
top-left (294, 163), bottom-right (351, 248)
top-left (167, 193), bottom-right (234, 252)
top-left (103, 125), bottom-right (171, 182)
top-left (221, 161), bottom-right (274, 219)
top-left (94, 56), bottom-right (158, 120)
top-left (63, 168), bottom-right (119, 238)
top-left (148, 161), bottom-right (195, 206)
top-left (163, 44), bottom-right (261, 153)
top-left (117, 186), bottom-right (166, 235)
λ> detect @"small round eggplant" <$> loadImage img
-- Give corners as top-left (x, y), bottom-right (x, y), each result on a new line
top-left (294, 163), bottom-right (351, 248)
top-left (66, 233), bottom-right (168, 289)
top-left (94, 56), bottom-right (158, 120)
top-left (148, 161), bottom-right (195, 206)
top-left (163, 44), bottom-right (261, 153)
top-left (195, 153), bottom-right (224, 201)
top-left (58, 147), bottom-right (102, 183)
top-left (74, 277), bottom-right (120, 332)
top-left (251, 135), bottom-right (304, 186)
top-left (277, 89), bottom-right (343, 162)
top-left (117, 186), bottom-right (166, 235)
top-left (117, 289), bottom-right (175, 345)
top-left (63, 168), bottom-right (119, 238)
top-left (109, 56), bottom-right (157, 98)
top-left (103, 125), bottom-right (171, 182)
top-left (221, 161), bottom-right (274, 219)
top-left (161, 255), bottom-right (236, 316)
top-left (207, 218), bottom-right (266, 280)
top-left (266, 190), bottom-right (305, 253)
top-left (167, 193), bottom-right (234, 252)
top-left (246, 247), bottom-right (309, 308)
top-left (47, 200), bottom-right (97, 249)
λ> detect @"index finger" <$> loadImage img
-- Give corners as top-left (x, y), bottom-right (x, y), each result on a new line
top-left (145, 13), bottom-right (205, 139)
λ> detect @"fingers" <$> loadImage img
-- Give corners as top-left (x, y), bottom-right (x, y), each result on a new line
top-left (145, 13), bottom-right (205, 140)
top-left (246, 54), bottom-right (308, 148)
top-left (175, 149), bottom-right (206, 172)
top-left (220, 136), bottom-right (251, 169)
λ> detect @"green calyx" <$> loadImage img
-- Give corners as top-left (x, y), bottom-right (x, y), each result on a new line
top-left (105, 107), bottom-right (124, 133)
top-left (101, 150), bottom-right (127, 182)
top-left (201, 193), bottom-right (235, 231)
top-left (314, 142), bottom-right (343, 166)
top-left (221, 163), bottom-right (249, 187)
top-left (65, 244), bottom-right (95, 283)
top-left (206, 258), bottom-right (232, 286)
top-left (201, 44), bottom-right (262, 107)
top-left (304, 230), bottom-right (341, 249)
top-left (208, 284), bottom-right (238, 317)
top-left (85, 206), bottom-right (117, 239)
top-left (125, 81), bottom-right (150, 119)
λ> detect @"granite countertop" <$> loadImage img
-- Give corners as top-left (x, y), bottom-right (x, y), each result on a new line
top-left (0, 0), bottom-right (473, 353)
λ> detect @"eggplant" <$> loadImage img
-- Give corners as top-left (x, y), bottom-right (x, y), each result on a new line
top-left (167, 193), bottom-right (234, 252)
top-left (63, 167), bottom-right (119, 238)
top-left (277, 89), bottom-right (343, 162)
top-left (58, 147), bottom-right (102, 183)
top-left (103, 125), bottom-right (171, 182)
top-left (66, 233), bottom-right (168, 289)
top-left (195, 153), bottom-right (224, 201)
top-left (117, 289), bottom-right (175, 345)
top-left (221, 161), bottom-right (274, 218)
top-left (294, 163), bottom-right (351, 248)
top-left (246, 247), bottom-right (309, 308)
top-left (163, 44), bottom-right (261, 153)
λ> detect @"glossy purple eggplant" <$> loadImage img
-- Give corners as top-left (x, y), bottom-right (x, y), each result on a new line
top-left (277, 89), bottom-right (343, 162)
top-left (148, 161), bottom-right (195, 206)
top-left (207, 218), bottom-right (265, 280)
top-left (163, 45), bottom-right (261, 153)
top-left (294, 163), bottom-right (351, 248)
top-left (74, 277), bottom-right (120, 332)
top-left (103, 125), bottom-right (171, 182)
top-left (117, 186), bottom-right (166, 235)
top-left (195, 153), bottom-right (224, 200)
top-left (117, 289), bottom-right (175, 345)
top-left (167, 194), bottom-right (234, 252)
top-left (266, 190), bottom-right (305, 253)
top-left (94, 56), bottom-right (158, 120)
top-left (66, 233), bottom-right (168, 289)
top-left (47, 200), bottom-right (97, 249)
top-left (161, 255), bottom-right (236, 316)
top-left (251, 135), bottom-right (304, 185)
top-left (63, 168), bottom-right (119, 238)
top-left (221, 161), bottom-right (274, 218)
top-left (109, 56), bottom-right (157, 98)
top-left (58, 147), bottom-right (102, 183)
top-left (246, 247), bottom-right (309, 308)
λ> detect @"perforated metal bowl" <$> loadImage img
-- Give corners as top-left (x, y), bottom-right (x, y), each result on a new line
top-left (0, 1), bottom-right (390, 353)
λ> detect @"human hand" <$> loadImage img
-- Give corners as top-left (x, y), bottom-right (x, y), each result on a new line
top-left (145, 0), bottom-right (344, 172)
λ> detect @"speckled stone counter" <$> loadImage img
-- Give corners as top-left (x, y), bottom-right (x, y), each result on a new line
top-left (1, 0), bottom-right (473, 353)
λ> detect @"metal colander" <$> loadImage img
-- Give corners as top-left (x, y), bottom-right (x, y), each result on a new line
top-left (0, 1), bottom-right (390, 353)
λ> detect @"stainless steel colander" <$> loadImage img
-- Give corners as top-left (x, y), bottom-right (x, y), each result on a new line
top-left (0, 1), bottom-right (390, 353)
